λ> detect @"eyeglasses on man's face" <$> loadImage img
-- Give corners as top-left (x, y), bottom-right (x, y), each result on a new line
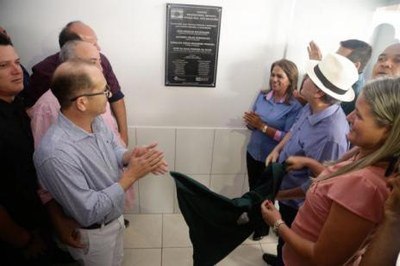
top-left (70, 84), bottom-right (112, 102)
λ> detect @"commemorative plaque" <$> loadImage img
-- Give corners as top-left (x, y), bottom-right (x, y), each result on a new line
top-left (165, 4), bottom-right (222, 87)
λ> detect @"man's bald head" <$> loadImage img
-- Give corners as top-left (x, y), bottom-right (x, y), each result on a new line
top-left (67, 21), bottom-right (100, 50)
top-left (51, 60), bottom-right (102, 109)
top-left (58, 21), bottom-right (100, 50)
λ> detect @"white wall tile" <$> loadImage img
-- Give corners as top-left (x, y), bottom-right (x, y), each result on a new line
top-left (162, 214), bottom-right (191, 247)
top-left (135, 127), bottom-right (176, 171)
top-left (127, 127), bottom-right (137, 150)
top-left (242, 174), bottom-right (250, 194)
top-left (123, 182), bottom-right (140, 214)
top-left (210, 174), bottom-right (246, 198)
top-left (134, 128), bottom-right (175, 212)
top-left (175, 128), bottom-right (214, 174)
top-left (112, 128), bottom-right (136, 214)
top-left (211, 129), bottom-right (249, 174)
top-left (139, 173), bottom-right (175, 213)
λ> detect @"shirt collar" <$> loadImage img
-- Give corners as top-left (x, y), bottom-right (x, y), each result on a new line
top-left (307, 103), bottom-right (341, 126)
top-left (265, 91), bottom-right (285, 103)
top-left (58, 112), bottom-right (102, 142)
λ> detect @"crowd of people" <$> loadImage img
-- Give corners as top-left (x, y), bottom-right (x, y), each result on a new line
top-left (0, 22), bottom-right (167, 266)
top-left (1, 19), bottom-right (400, 266)
top-left (244, 40), bottom-right (400, 265)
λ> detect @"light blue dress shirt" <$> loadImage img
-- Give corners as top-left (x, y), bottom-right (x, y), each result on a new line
top-left (247, 91), bottom-right (302, 162)
top-left (278, 103), bottom-right (350, 209)
top-left (34, 113), bottom-right (127, 227)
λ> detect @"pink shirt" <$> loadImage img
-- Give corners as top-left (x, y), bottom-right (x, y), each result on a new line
top-left (284, 160), bottom-right (389, 266)
top-left (265, 91), bottom-right (285, 141)
top-left (30, 90), bottom-right (122, 147)
top-left (30, 90), bottom-right (124, 204)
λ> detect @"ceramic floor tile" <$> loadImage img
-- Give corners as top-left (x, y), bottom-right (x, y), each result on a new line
top-left (123, 214), bottom-right (277, 266)
top-left (124, 214), bottom-right (162, 248)
top-left (259, 231), bottom-right (279, 244)
top-left (217, 244), bottom-right (265, 266)
top-left (261, 242), bottom-right (278, 256)
top-left (242, 235), bottom-right (260, 245)
top-left (162, 214), bottom-right (192, 247)
top-left (162, 247), bottom-right (193, 266)
top-left (242, 231), bottom-right (278, 245)
top-left (123, 248), bottom-right (161, 266)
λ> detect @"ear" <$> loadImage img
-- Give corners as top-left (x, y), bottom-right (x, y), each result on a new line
top-left (354, 62), bottom-right (361, 71)
top-left (75, 97), bottom-right (88, 112)
top-left (381, 124), bottom-right (392, 141)
top-left (314, 89), bottom-right (325, 99)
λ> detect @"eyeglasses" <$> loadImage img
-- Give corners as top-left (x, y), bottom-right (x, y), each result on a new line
top-left (70, 85), bottom-right (112, 102)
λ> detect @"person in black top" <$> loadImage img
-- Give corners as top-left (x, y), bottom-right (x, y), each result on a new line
top-left (0, 26), bottom-right (32, 104)
top-left (0, 32), bottom-right (71, 266)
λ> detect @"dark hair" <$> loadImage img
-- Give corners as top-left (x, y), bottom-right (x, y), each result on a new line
top-left (58, 21), bottom-right (82, 48)
top-left (269, 59), bottom-right (299, 104)
top-left (0, 32), bottom-right (12, 46)
top-left (340, 39), bottom-right (372, 73)
top-left (51, 60), bottom-right (95, 108)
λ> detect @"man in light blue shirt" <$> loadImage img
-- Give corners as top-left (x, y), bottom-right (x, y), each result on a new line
top-left (263, 53), bottom-right (358, 266)
top-left (34, 60), bottom-right (167, 265)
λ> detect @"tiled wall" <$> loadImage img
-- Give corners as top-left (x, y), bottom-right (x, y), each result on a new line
top-left (125, 127), bottom-right (251, 214)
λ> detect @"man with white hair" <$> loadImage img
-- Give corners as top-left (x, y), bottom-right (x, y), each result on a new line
top-left (30, 40), bottom-right (121, 148)
top-left (27, 21), bottom-right (129, 146)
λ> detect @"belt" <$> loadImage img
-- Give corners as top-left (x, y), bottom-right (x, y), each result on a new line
top-left (82, 219), bottom-right (113, 230)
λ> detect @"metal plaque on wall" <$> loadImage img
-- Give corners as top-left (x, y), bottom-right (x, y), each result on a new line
top-left (165, 3), bottom-right (222, 87)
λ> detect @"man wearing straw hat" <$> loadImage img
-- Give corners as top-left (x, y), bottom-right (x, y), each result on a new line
top-left (263, 53), bottom-right (359, 266)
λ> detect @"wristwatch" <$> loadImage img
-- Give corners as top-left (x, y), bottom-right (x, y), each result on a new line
top-left (262, 124), bottom-right (268, 134)
top-left (273, 219), bottom-right (285, 235)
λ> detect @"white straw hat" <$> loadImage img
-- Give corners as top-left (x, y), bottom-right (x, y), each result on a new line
top-left (306, 53), bottom-right (358, 102)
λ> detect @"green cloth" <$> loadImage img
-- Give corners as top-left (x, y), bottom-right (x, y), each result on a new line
top-left (170, 163), bottom-right (286, 266)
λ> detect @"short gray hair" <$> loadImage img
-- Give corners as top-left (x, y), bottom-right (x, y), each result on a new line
top-left (59, 40), bottom-right (85, 63)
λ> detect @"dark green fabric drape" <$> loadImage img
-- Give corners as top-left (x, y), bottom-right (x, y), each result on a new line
top-left (170, 163), bottom-right (286, 266)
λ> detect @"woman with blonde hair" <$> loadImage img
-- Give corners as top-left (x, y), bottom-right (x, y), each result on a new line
top-left (262, 77), bottom-right (400, 265)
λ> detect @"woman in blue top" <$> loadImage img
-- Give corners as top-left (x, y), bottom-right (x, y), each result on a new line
top-left (244, 59), bottom-right (302, 240)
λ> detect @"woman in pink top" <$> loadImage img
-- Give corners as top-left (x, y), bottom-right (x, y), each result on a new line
top-left (261, 77), bottom-right (400, 265)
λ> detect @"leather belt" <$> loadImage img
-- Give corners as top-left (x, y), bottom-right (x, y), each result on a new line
top-left (82, 219), bottom-right (113, 230)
